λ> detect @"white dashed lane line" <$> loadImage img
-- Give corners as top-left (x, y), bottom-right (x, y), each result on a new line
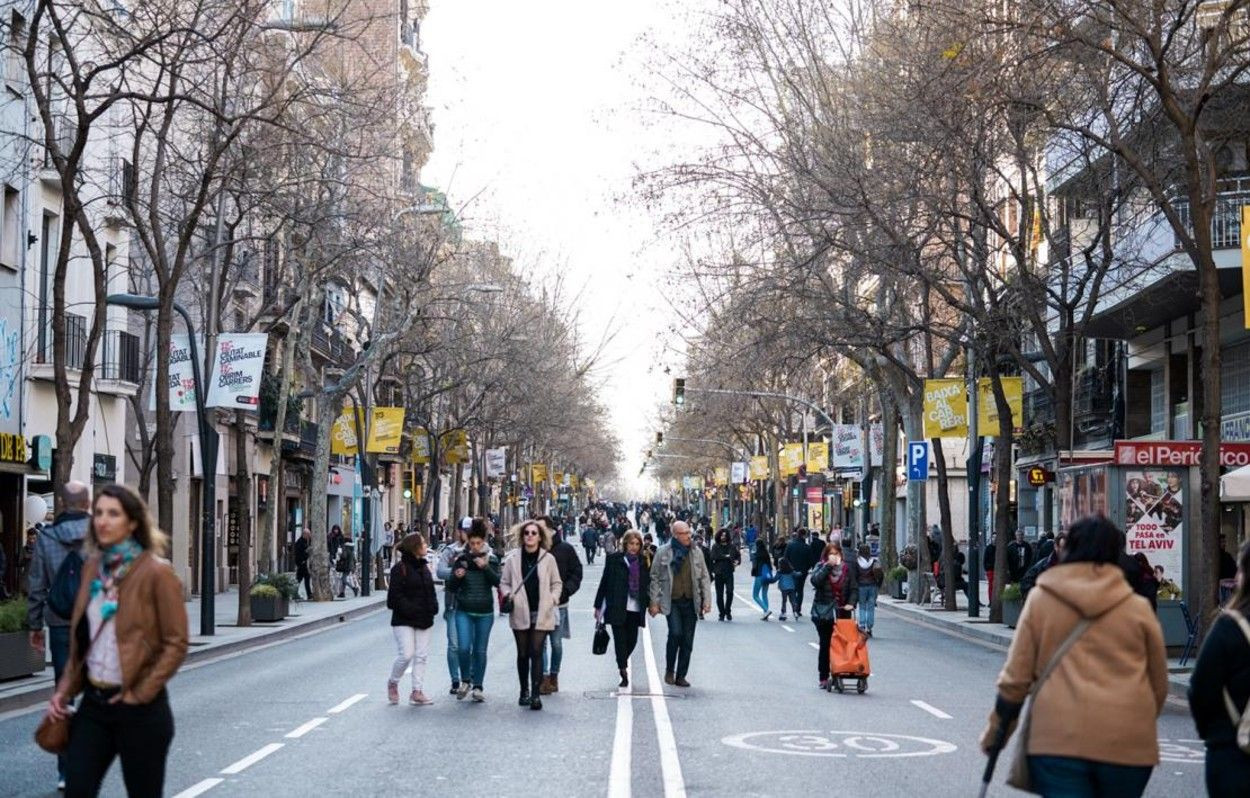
top-left (285, 717), bottom-right (329, 738)
top-left (327, 693), bottom-right (368, 714)
top-left (220, 743), bottom-right (284, 775)
top-left (808, 642), bottom-right (819, 649)
top-left (172, 778), bottom-right (224, 798)
top-left (781, 625), bottom-right (795, 633)
top-left (910, 699), bottom-right (953, 719)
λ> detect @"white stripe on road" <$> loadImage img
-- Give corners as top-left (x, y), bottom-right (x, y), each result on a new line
top-left (808, 642), bottom-right (819, 649)
top-left (327, 693), bottom-right (368, 714)
top-left (608, 680), bottom-right (633, 798)
top-left (172, 778), bottom-right (223, 798)
top-left (642, 624), bottom-right (687, 798)
top-left (733, 591), bottom-right (763, 614)
top-left (910, 699), bottom-right (953, 719)
top-left (220, 743), bottom-right (284, 775)
top-left (285, 717), bottom-right (328, 738)
top-left (781, 625), bottom-right (795, 633)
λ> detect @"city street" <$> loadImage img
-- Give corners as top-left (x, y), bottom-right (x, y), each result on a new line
top-left (0, 557), bottom-right (1206, 798)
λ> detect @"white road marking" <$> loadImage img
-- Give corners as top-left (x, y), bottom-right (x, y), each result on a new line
top-left (910, 700), bottom-right (952, 720)
top-left (327, 693), bottom-right (367, 714)
top-left (285, 717), bottom-right (328, 738)
top-left (220, 743), bottom-right (284, 775)
top-left (782, 625), bottom-right (795, 633)
top-left (172, 778), bottom-right (223, 798)
top-left (733, 591), bottom-right (763, 614)
top-left (722, 730), bottom-right (958, 758)
top-left (808, 642), bottom-right (819, 649)
top-left (608, 679), bottom-right (633, 798)
top-left (642, 624), bottom-right (688, 797)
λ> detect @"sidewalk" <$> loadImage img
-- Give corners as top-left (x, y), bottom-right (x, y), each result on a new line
top-left (878, 588), bottom-right (1193, 701)
top-left (0, 589), bottom-right (385, 713)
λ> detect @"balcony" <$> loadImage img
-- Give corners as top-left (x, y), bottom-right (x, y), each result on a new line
top-left (1173, 176), bottom-right (1250, 250)
top-left (1024, 386), bottom-right (1055, 427)
top-left (310, 323), bottom-right (352, 365)
top-left (35, 312), bottom-right (87, 370)
top-left (99, 330), bottom-right (141, 384)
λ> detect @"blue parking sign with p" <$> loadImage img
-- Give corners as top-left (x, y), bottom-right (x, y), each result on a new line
top-left (907, 441), bottom-right (929, 481)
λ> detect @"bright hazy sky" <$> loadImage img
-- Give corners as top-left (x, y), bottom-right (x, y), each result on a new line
top-left (423, 1), bottom-right (709, 495)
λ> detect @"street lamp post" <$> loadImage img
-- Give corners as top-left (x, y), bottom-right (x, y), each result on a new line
top-left (107, 294), bottom-right (218, 636)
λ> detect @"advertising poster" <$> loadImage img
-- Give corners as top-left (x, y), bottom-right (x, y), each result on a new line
top-left (976, 377), bottom-right (1023, 436)
top-left (714, 466), bottom-right (729, 487)
top-left (441, 429), bottom-right (469, 464)
top-left (923, 378), bottom-right (968, 439)
top-left (485, 448), bottom-right (507, 478)
top-left (832, 425), bottom-right (863, 471)
top-left (749, 455), bottom-right (769, 480)
top-left (780, 443), bottom-right (804, 476)
top-left (731, 461), bottom-right (748, 484)
top-left (151, 334), bottom-right (199, 412)
top-left (330, 408), bottom-right (361, 456)
top-left (806, 441), bottom-right (829, 473)
top-left (205, 333), bottom-right (268, 408)
top-left (411, 429), bottom-right (431, 463)
top-left (365, 407), bottom-right (405, 454)
top-left (1124, 470), bottom-right (1184, 596)
top-left (531, 463), bottom-right (548, 484)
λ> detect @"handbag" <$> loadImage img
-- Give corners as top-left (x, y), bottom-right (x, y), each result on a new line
top-left (592, 622), bottom-right (610, 655)
top-left (500, 556), bottom-right (542, 615)
top-left (36, 617), bottom-right (110, 755)
top-left (1006, 618), bottom-right (1092, 792)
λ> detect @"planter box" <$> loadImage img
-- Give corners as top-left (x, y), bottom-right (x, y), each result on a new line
top-left (890, 579), bottom-right (906, 600)
top-left (0, 631), bottom-right (46, 681)
top-left (1002, 599), bottom-right (1022, 629)
top-left (249, 595), bottom-right (289, 622)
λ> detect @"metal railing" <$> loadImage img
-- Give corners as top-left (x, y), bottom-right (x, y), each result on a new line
top-left (37, 312), bottom-right (87, 369)
top-left (1173, 176), bottom-right (1250, 250)
top-left (100, 330), bottom-right (141, 382)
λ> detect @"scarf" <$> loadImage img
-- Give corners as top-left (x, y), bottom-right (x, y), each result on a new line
top-left (625, 553), bottom-right (641, 597)
top-left (857, 556), bottom-right (874, 571)
top-left (90, 537), bottom-right (144, 622)
top-left (670, 538), bottom-right (689, 573)
top-left (827, 561), bottom-right (847, 604)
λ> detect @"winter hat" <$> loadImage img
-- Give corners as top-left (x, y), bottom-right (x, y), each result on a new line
top-left (459, 516), bottom-right (473, 530)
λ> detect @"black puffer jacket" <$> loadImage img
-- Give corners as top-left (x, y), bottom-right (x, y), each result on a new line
top-left (710, 541), bottom-right (740, 578)
top-left (550, 538), bottom-right (584, 605)
top-left (387, 553), bottom-right (438, 629)
top-left (448, 548), bottom-right (501, 614)
top-left (1188, 610), bottom-right (1250, 748)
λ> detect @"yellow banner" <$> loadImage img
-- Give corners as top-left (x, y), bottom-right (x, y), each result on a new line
top-left (1242, 206), bottom-right (1249, 329)
top-left (440, 429), bottom-right (468, 464)
top-left (714, 466), bottom-right (728, 487)
top-left (365, 407), bottom-right (405, 454)
top-left (780, 443), bottom-right (804, 476)
top-left (923, 378), bottom-right (968, 439)
top-left (570, 474), bottom-right (579, 489)
top-left (553, 470), bottom-right (564, 486)
top-left (976, 377), bottom-right (1023, 437)
top-left (531, 463), bottom-right (548, 483)
top-left (330, 407), bottom-right (361, 455)
top-left (806, 441), bottom-right (829, 473)
top-left (411, 428), bottom-right (430, 464)
top-left (749, 455), bottom-right (769, 480)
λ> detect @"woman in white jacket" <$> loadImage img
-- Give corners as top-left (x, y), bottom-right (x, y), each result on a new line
top-left (499, 520), bottom-right (563, 711)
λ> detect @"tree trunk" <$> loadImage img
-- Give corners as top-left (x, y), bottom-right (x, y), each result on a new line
top-left (878, 385), bottom-right (899, 569)
top-left (1193, 195), bottom-right (1222, 634)
top-left (234, 412), bottom-right (252, 626)
top-left (307, 397), bottom-right (337, 601)
top-left (154, 304), bottom-right (177, 575)
top-left (904, 394), bottom-right (927, 603)
top-left (931, 437), bottom-right (958, 611)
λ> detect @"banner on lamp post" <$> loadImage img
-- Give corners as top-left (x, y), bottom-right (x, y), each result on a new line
top-left (832, 425), bottom-right (864, 471)
top-left (440, 429), bottom-right (469, 464)
top-left (749, 455), bottom-right (769, 480)
top-left (780, 443), bottom-right (804, 476)
top-left (365, 407), bottom-right (405, 454)
top-left (330, 407), bottom-right (362, 456)
top-left (923, 378), bottom-right (969, 438)
top-left (805, 442), bottom-right (829, 473)
top-left (411, 429), bottom-right (430, 463)
top-left (531, 463), bottom-right (548, 484)
top-left (485, 448), bottom-right (507, 478)
top-left (730, 461), bottom-right (748, 484)
top-left (205, 333), bottom-right (268, 408)
top-left (976, 377), bottom-right (1024, 436)
top-left (151, 334), bottom-right (199, 412)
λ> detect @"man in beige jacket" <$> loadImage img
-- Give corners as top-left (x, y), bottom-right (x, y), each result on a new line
top-left (649, 521), bottom-right (713, 688)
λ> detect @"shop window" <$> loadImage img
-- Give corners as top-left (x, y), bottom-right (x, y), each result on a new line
top-left (1223, 340), bottom-right (1250, 418)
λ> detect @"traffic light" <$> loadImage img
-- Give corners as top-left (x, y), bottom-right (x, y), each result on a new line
top-left (656, 431), bottom-right (664, 444)
top-left (673, 378), bottom-right (685, 405)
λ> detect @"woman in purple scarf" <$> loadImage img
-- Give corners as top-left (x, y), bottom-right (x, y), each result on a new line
top-left (594, 530), bottom-right (653, 687)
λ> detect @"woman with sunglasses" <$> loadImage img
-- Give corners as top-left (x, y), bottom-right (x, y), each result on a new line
top-left (499, 521), bottom-right (563, 710)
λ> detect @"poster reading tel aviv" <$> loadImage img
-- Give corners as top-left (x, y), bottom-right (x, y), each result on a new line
top-left (1124, 470), bottom-right (1184, 597)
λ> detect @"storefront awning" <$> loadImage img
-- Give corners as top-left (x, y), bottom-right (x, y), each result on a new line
top-left (1222, 464), bottom-right (1250, 502)
top-left (1085, 267), bottom-right (1243, 340)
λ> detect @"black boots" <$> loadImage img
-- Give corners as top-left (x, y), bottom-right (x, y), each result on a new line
top-left (619, 668), bottom-right (629, 688)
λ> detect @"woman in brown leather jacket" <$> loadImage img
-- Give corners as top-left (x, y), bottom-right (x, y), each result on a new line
top-left (44, 483), bottom-right (188, 798)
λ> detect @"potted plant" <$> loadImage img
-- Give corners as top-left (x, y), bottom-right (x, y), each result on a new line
top-left (249, 584), bottom-right (287, 622)
top-left (1001, 583), bottom-right (1023, 629)
top-left (887, 565), bottom-right (909, 600)
top-left (0, 598), bottom-right (45, 680)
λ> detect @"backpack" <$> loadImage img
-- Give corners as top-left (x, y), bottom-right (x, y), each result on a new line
top-left (47, 539), bottom-right (84, 619)
top-left (1222, 610), bottom-right (1250, 754)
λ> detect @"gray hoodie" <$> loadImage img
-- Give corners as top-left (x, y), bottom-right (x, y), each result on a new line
top-left (436, 540), bottom-right (465, 612)
top-left (26, 511), bottom-right (90, 629)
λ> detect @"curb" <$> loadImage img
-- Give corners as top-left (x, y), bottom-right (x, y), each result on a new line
top-left (0, 598), bottom-right (385, 715)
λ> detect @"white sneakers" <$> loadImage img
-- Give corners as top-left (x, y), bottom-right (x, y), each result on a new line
top-left (471, 687), bottom-right (485, 702)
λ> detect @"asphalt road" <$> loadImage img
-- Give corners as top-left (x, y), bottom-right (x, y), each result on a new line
top-left (0, 555), bottom-right (1206, 797)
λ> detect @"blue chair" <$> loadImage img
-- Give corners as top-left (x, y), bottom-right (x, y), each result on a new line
top-left (1178, 601), bottom-right (1198, 667)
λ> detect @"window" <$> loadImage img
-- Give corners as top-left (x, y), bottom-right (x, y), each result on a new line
top-left (1222, 340), bottom-right (1250, 418)
top-left (1, 185), bottom-right (19, 268)
top-left (1150, 368), bottom-right (1165, 434)
top-left (6, 12), bottom-right (26, 93)
top-left (37, 214), bottom-right (57, 360)
top-left (104, 243), bottom-right (116, 293)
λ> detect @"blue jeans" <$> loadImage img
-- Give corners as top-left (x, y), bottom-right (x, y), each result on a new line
top-left (752, 576), bottom-right (770, 612)
top-left (444, 606), bottom-right (460, 684)
top-left (50, 625), bottom-right (71, 779)
top-left (541, 606), bottom-right (568, 675)
top-left (857, 585), bottom-right (878, 630)
top-left (1028, 756), bottom-right (1152, 797)
top-left (664, 599), bottom-right (698, 678)
top-left (453, 611), bottom-right (494, 688)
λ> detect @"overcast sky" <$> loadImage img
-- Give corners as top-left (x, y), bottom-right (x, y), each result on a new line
top-left (423, 1), bottom-right (711, 495)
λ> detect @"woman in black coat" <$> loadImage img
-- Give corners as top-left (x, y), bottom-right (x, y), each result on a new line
top-left (386, 534), bottom-right (439, 706)
top-left (1189, 541), bottom-right (1250, 797)
top-left (593, 530), bottom-right (652, 688)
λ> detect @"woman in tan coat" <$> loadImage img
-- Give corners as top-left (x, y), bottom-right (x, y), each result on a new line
top-left (981, 515), bottom-right (1167, 796)
top-left (499, 520), bottom-right (562, 710)
top-left (44, 484), bottom-right (188, 798)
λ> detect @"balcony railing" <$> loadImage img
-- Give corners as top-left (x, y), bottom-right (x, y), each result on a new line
top-left (1073, 367), bottom-right (1114, 417)
top-left (99, 330), bottom-right (141, 383)
top-left (311, 323), bottom-right (352, 363)
top-left (37, 312), bottom-right (87, 369)
top-left (1173, 176), bottom-right (1250, 250)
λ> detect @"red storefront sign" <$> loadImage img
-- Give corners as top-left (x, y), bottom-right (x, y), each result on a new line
top-left (1113, 440), bottom-right (1250, 468)
top-left (805, 485), bottom-right (824, 504)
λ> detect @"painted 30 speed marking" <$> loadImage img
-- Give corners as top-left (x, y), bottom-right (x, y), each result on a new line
top-left (722, 730), bottom-right (957, 758)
